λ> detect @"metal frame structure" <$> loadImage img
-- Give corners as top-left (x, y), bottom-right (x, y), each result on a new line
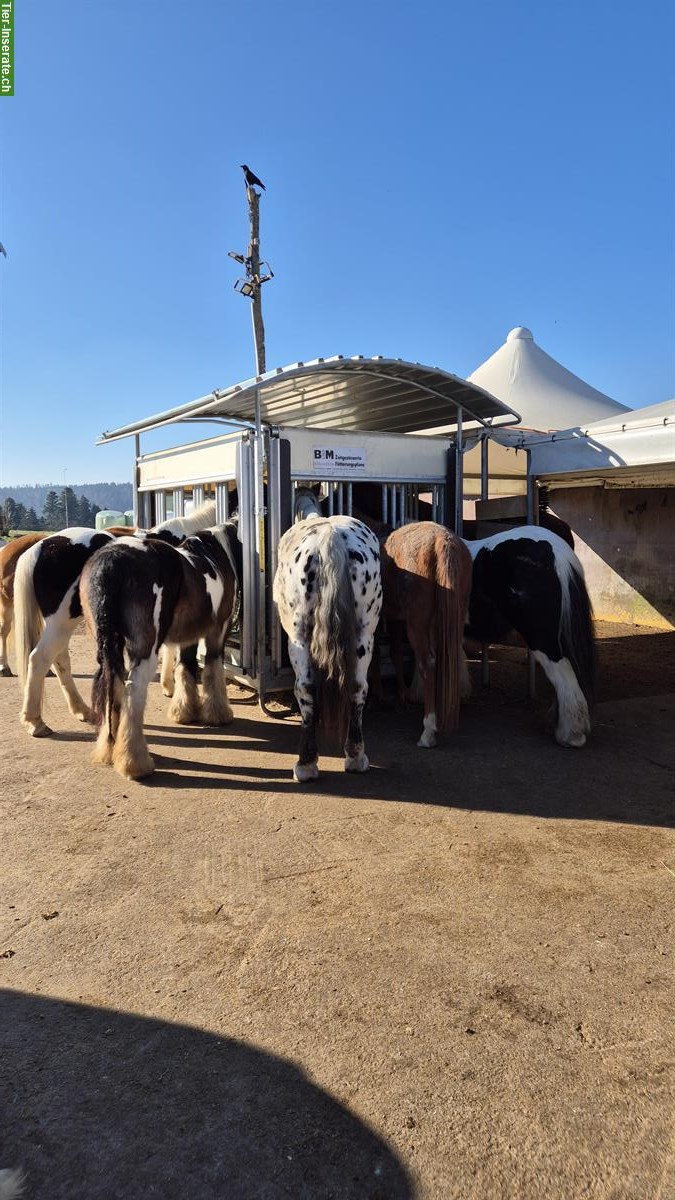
top-left (98, 355), bottom-right (521, 705)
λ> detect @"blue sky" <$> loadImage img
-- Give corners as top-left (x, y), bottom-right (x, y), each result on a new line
top-left (0, 0), bottom-right (673, 485)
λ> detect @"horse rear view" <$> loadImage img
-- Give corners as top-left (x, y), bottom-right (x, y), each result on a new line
top-left (80, 525), bottom-right (239, 780)
top-left (273, 513), bottom-right (382, 782)
top-left (381, 522), bottom-right (472, 748)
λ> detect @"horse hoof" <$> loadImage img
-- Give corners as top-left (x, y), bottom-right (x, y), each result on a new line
top-left (200, 704), bottom-right (234, 727)
top-left (0, 665), bottom-right (13, 677)
top-left (417, 733), bottom-right (436, 748)
top-left (344, 752), bottom-right (369, 773)
top-left (555, 729), bottom-right (587, 749)
top-left (26, 719), bottom-right (54, 738)
top-left (118, 757), bottom-right (155, 780)
top-left (293, 761), bottom-right (319, 783)
top-left (77, 708), bottom-right (95, 724)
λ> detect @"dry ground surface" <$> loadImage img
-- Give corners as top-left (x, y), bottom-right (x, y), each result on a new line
top-left (1, 624), bottom-right (674, 1200)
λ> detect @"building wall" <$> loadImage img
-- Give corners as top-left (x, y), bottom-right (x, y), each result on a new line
top-left (550, 486), bottom-right (674, 630)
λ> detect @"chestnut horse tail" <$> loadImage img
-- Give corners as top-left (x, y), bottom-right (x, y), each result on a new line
top-left (434, 531), bottom-right (472, 733)
top-left (13, 540), bottom-right (45, 691)
top-left (309, 525), bottom-right (356, 737)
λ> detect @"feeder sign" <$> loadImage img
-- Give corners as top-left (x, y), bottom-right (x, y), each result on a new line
top-left (312, 446), bottom-right (367, 474)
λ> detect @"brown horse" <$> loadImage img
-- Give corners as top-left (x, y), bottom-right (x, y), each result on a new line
top-left (0, 533), bottom-right (47, 675)
top-left (380, 522), bottom-right (473, 748)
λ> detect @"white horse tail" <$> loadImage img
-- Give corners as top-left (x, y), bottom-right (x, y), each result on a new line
top-left (558, 545), bottom-right (595, 703)
top-left (434, 529), bottom-right (473, 733)
top-left (310, 526), bottom-right (356, 735)
top-left (13, 540), bottom-right (45, 691)
top-left (0, 1168), bottom-right (26, 1199)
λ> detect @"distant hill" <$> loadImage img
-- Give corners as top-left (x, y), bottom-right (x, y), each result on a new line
top-left (0, 482), bottom-right (133, 515)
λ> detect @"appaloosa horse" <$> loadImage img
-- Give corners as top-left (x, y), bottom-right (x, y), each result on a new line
top-left (380, 521), bottom-right (473, 748)
top-left (81, 522), bottom-right (240, 780)
top-left (273, 492), bottom-right (382, 782)
top-left (13, 503), bottom-right (217, 737)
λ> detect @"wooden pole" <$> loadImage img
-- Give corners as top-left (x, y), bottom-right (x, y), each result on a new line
top-left (246, 185), bottom-right (266, 377)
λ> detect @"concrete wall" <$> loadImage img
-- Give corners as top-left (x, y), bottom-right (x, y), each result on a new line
top-left (550, 486), bottom-right (674, 630)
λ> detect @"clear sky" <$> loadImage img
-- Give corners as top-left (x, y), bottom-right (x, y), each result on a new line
top-left (0, 0), bottom-right (673, 485)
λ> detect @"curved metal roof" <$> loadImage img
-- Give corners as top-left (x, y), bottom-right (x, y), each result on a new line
top-left (97, 355), bottom-right (521, 445)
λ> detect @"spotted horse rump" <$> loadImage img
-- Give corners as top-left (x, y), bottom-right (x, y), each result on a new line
top-left (273, 510), bottom-right (382, 782)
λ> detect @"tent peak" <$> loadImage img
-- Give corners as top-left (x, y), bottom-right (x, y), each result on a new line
top-left (507, 326), bottom-right (534, 342)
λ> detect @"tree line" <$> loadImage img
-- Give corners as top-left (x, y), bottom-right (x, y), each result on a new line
top-left (1, 489), bottom-right (103, 534)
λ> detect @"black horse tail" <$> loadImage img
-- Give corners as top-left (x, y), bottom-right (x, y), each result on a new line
top-left (559, 549), bottom-right (595, 703)
top-left (82, 556), bottom-right (127, 743)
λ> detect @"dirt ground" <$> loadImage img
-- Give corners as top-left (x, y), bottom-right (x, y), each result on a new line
top-left (1, 624), bottom-right (674, 1199)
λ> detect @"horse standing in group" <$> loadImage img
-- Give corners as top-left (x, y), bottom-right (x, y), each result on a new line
top-left (465, 526), bottom-right (594, 747)
top-left (342, 486), bottom-right (593, 748)
top-left (273, 490), bottom-right (382, 782)
top-left (0, 532), bottom-right (47, 676)
top-left (80, 521), bottom-right (240, 780)
top-left (13, 502), bottom-right (218, 737)
top-left (377, 522), bottom-right (473, 748)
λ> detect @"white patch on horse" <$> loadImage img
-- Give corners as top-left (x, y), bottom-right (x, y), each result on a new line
top-left (152, 583), bottom-right (163, 651)
top-left (533, 650), bottom-right (590, 747)
top-left (62, 528), bottom-right (106, 547)
top-left (203, 571), bottom-right (224, 617)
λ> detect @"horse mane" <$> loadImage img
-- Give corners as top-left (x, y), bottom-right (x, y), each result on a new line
top-left (153, 501), bottom-right (217, 538)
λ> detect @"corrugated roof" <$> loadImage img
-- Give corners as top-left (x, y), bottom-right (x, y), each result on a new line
top-left (97, 355), bottom-right (521, 445)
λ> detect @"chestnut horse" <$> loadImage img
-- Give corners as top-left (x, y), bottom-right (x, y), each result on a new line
top-left (380, 522), bottom-right (473, 748)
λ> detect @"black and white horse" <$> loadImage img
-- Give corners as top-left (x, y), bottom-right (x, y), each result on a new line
top-left (13, 503), bottom-right (217, 737)
top-left (273, 491), bottom-right (383, 782)
top-left (466, 526), bottom-right (594, 747)
top-left (81, 522), bottom-right (240, 780)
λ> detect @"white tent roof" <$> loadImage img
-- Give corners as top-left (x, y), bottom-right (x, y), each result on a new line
top-left (467, 327), bottom-right (629, 432)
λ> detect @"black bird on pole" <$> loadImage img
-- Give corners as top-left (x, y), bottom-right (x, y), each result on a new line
top-left (241, 164), bottom-right (266, 191)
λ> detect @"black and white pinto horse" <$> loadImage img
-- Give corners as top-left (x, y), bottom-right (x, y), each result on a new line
top-left (273, 491), bottom-right (383, 782)
top-left (13, 503), bottom-right (217, 737)
top-left (465, 526), bottom-right (595, 747)
top-left (80, 522), bottom-right (240, 780)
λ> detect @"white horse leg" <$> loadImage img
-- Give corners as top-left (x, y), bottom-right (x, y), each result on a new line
top-left (200, 639), bottom-right (233, 726)
top-left (113, 653), bottom-right (157, 779)
top-left (92, 673), bottom-right (125, 766)
top-left (159, 643), bottom-right (176, 697)
top-left (52, 646), bottom-right (95, 723)
top-left (20, 613), bottom-right (81, 737)
top-left (288, 640), bottom-right (319, 782)
top-left (417, 653), bottom-right (438, 748)
top-left (0, 595), bottom-right (12, 676)
top-left (533, 651), bottom-right (591, 748)
top-left (168, 646), bottom-right (201, 724)
top-left (344, 650), bottom-right (371, 773)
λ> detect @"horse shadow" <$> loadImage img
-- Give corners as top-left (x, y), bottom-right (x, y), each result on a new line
top-left (117, 673), bottom-right (675, 828)
top-left (1, 989), bottom-right (413, 1200)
